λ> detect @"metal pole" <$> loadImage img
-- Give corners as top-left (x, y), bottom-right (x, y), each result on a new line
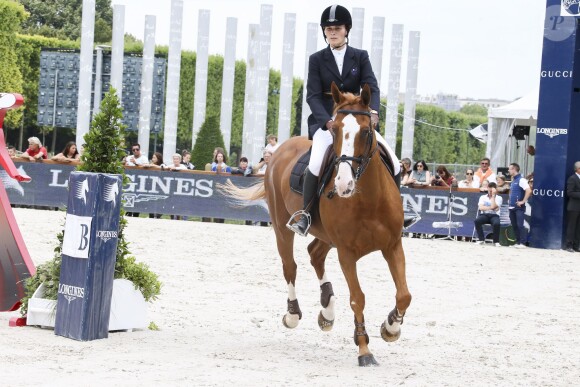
top-left (93, 46), bottom-right (103, 114)
top-left (51, 69), bottom-right (58, 152)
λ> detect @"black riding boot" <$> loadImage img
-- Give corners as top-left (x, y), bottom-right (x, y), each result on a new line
top-left (395, 173), bottom-right (420, 229)
top-left (288, 168), bottom-right (318, 236)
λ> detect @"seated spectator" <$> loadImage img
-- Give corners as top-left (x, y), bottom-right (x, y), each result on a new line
top-left (124, 143), bottom-right (148, 166)
top-left (480, 179), bottom-right (489, 192)
top-left (406, 160), bottom-right (431, 186)
top-left (51, 141), bottom-right (80, 163)
top-left (22, 136), bottom-right (47, 161)
top-left (430, 165), bottom-right (456, 188)
top-left (231, 156), bottom-right (253, 176)
top-left (474, 157), bottom-right (497, 186)
top-left (162, 153), bottom-right (186, 171)
top-left (474, 182), bottom-right (503, 246)
top-left (458, 168), bottom-right (480, 188)
top-left (181, 150), bottom-right (195, 170)
top-left (265, 134), bottom-right (280, 153)
top-left (7, 146), bottom-right (17, 158)
top-left (496, 175), bottom-right (510, 193)
top-left (210, 147), bottom-right (225, 169)
top-left (400, 157), bottom-right (413, 186)
top-left (211, 150), bottom-right (231, 173)
top-left (142, 152), bottom-right (163, 170)
top-left (254, 150), bottom-right (272, 175)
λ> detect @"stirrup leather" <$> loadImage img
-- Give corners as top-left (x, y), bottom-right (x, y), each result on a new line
top-left (286, 210), bottom-right (312, 236)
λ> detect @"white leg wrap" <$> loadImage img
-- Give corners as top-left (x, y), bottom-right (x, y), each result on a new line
top-left (321, 296), bottom-right (336, 321)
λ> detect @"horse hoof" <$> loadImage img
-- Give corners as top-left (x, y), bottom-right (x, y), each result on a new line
top-left (317, 311), bottom-right (334, 331)
top-left (282, 313), bottom-right (300, 329)
top-left (380, 321), bottom-right (401, 342)
top-left (358, 354), bottom-right (379, 367)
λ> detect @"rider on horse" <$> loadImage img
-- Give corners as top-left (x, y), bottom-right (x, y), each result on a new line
top-left (288, 4), bottom-right (418, 236)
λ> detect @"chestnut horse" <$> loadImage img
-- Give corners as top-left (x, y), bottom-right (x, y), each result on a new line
top-left (222, 83), bottom-right (411, 366)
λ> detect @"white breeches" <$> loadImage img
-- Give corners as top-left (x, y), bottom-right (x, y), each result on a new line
top-left (308, 128), bottom-right (400, 177)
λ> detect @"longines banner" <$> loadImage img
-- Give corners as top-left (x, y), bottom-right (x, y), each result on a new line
top-left (1, 161), bottom-right (520, 238)
top-left (530, 0), bottom-right (580, 249)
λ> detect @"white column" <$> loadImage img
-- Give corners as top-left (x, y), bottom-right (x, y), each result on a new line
top-left (300, 23), bottom-right (318, 137)
top-left (110, 4), bottom-right (125, 102)
top-left (191, 9), bottom-right (210, 150)
top-left (278, 13), bottom-right (296, 144)
top-left (350, 7), bottom-right (364, 49)
top-left (242, 24), bottom-right (259, 163)
top-left (138, 15), bottom-right (156, 157)
top-left (384, 24), bottom-right (404, 147)
top-left (401, 32), bottom-right (421, 160)
top-left (75, 0), bottom-right (95, 146)
top-left (162, 0), bottom-right (184, 164)
top-left (93, 46), bottom-right (103, 115)
top-left (220, 17), bottom-right (237, 155)
top-left (370, 16), bottom-right (385, 85)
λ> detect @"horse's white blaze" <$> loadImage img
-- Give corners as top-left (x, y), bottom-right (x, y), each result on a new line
top-left (335, 114), bottom-right (359, 197)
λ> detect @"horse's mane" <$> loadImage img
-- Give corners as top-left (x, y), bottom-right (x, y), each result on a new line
top-left (330, 92), bottom-right (366, 116)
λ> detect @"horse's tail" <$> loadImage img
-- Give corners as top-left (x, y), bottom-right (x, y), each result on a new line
top-left (217, 179), bottom-right (267, 208)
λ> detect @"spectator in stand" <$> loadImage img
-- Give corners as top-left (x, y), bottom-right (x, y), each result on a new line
top-left (124, 143), bottom-right (148, 166)
top-left (163, 153), bottom-right (187, 171)
top-left (142, 152), bottom-right (163, 170)
top-left (458, 168), bottom-right (479, 188)
top-left (22, 136), bottom-right (47, 161)
top-left (430, 165), bottom-right (456, 188)
top-left (474, 182), bottom-right (503, 246)
top-left (565, 161), bottom-right (580, 252)
top-left (254, 150), bottom-right (272, 175)
top-left (496, 175), bottom-right (510, 193)
top-left (181, 150), bottom-right (195, 170)
top-left (406, 160), bottom-right (431, 186)
top-left (265, 134), bottom-right (280, 153)
top-left (480, 179), bottom-right (489, 192)
top-left (209, 147), bottom-right (226, 170)
top-left (211, 149), bottom-right (231, 173)
top-left (7, 146), bottom-right (17, 158)
top-left (508, 162), bottom-right (532, 248)
top-left (51, 141), bottom-right (80, 163)
top-left (400, 158), bottom-right (413, 186)
top-left (474, 157), bottom-right (497, 187)
top-left (231, 156), bottom-right (253, 176)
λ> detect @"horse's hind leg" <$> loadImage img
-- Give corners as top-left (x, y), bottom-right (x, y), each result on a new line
top-left (272, 223), bottom-right (302, 329)
top-left (380, 240), bottom-right (412, 342)
top-left (308, 238), bottom-right (335, 331)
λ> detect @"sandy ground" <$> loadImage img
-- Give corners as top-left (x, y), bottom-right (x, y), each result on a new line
top-left (1, 208), bottom-right (579, 386)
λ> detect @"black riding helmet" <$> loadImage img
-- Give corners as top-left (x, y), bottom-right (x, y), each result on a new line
top-left (320, 4), bottom-right (352, 41)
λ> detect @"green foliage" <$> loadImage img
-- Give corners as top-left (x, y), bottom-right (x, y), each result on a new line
top-left (148, 321), bottom-right (160, 331)
top-left (460, 103), bottom-right (488, 116)
top-left (191, 115), bottom-right (226, 169)
top-left (0, 0), bottom-right (27, 128)
top-left (20, 89), bottom-right (161, 317)
top-left (18, 0), bottom-right (113, 43)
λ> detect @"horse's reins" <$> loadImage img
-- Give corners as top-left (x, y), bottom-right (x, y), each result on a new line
top-left (333, 109), bottom-right (378, 180)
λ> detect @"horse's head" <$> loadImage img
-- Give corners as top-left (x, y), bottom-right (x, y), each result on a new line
top-left (330, 82), bottom-right (375, 198)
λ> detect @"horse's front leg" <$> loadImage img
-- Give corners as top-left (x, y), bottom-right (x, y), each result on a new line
top-left (308, 238), bottom-right (335, 331)
top-left (273, 225), bottom-right (302, 329)
top-left (381, 241), bottom-right (412, 341)
top-left (338, 250), bottom-right (379, 367)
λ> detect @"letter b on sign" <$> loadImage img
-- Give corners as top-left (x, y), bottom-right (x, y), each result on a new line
top-left (62, 214), bottom-right (92, 259)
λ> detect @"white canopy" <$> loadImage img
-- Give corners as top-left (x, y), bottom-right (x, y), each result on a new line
top-left (486, 89), bottom-right (539, 171)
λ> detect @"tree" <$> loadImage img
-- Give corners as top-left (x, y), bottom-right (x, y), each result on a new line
top-left (191, 115), bottom-right (226, 170)
top-left (0, 0), bottom-right (27, 128)
top-left (18, 0), bottom-right (113, 43)
top-left (460, 104), bottom-right (488, 116)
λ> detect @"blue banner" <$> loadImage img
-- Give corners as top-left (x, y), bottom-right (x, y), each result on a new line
top-left (530, 1), bottom-right (580, 249)
top-left (54, 172), bottom-right (122, 341)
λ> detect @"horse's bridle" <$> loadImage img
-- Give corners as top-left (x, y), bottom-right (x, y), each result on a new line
top-left (333, 109), bottom-right (379, 181)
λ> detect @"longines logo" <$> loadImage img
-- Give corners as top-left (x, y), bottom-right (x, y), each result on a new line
top-left (58, 283), bottom-right (85, 304)
top-left (562, 0), bottom-right (580, 16)
top-left (96, 230), bottom-right (118, 242)
top-left (537, 127), bottom-right (568, 138)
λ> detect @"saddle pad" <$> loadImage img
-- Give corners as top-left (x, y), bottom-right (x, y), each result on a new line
top-left (290, 149), bottom-right (311, 194)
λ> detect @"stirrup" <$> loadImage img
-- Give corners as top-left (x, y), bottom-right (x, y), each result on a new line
top-left (286, 210), bottom-right (312, 236)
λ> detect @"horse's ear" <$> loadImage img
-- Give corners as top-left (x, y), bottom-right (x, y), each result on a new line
top-left (331, 82), bottom-right (342, 104)
top-left (361, 84), bottom-right (371, 107)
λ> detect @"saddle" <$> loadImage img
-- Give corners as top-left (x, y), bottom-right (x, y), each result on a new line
top-left (289, 141), bottom-right (396, 197)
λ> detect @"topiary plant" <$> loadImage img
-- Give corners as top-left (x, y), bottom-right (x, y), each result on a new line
top-left (20, 88), bottom-right (161, 316)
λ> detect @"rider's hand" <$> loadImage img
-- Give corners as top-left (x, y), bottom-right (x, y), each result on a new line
top-left (370, 112), bottom-right (379, 129)
top-left (325, 120), bottom-right (333, 130)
